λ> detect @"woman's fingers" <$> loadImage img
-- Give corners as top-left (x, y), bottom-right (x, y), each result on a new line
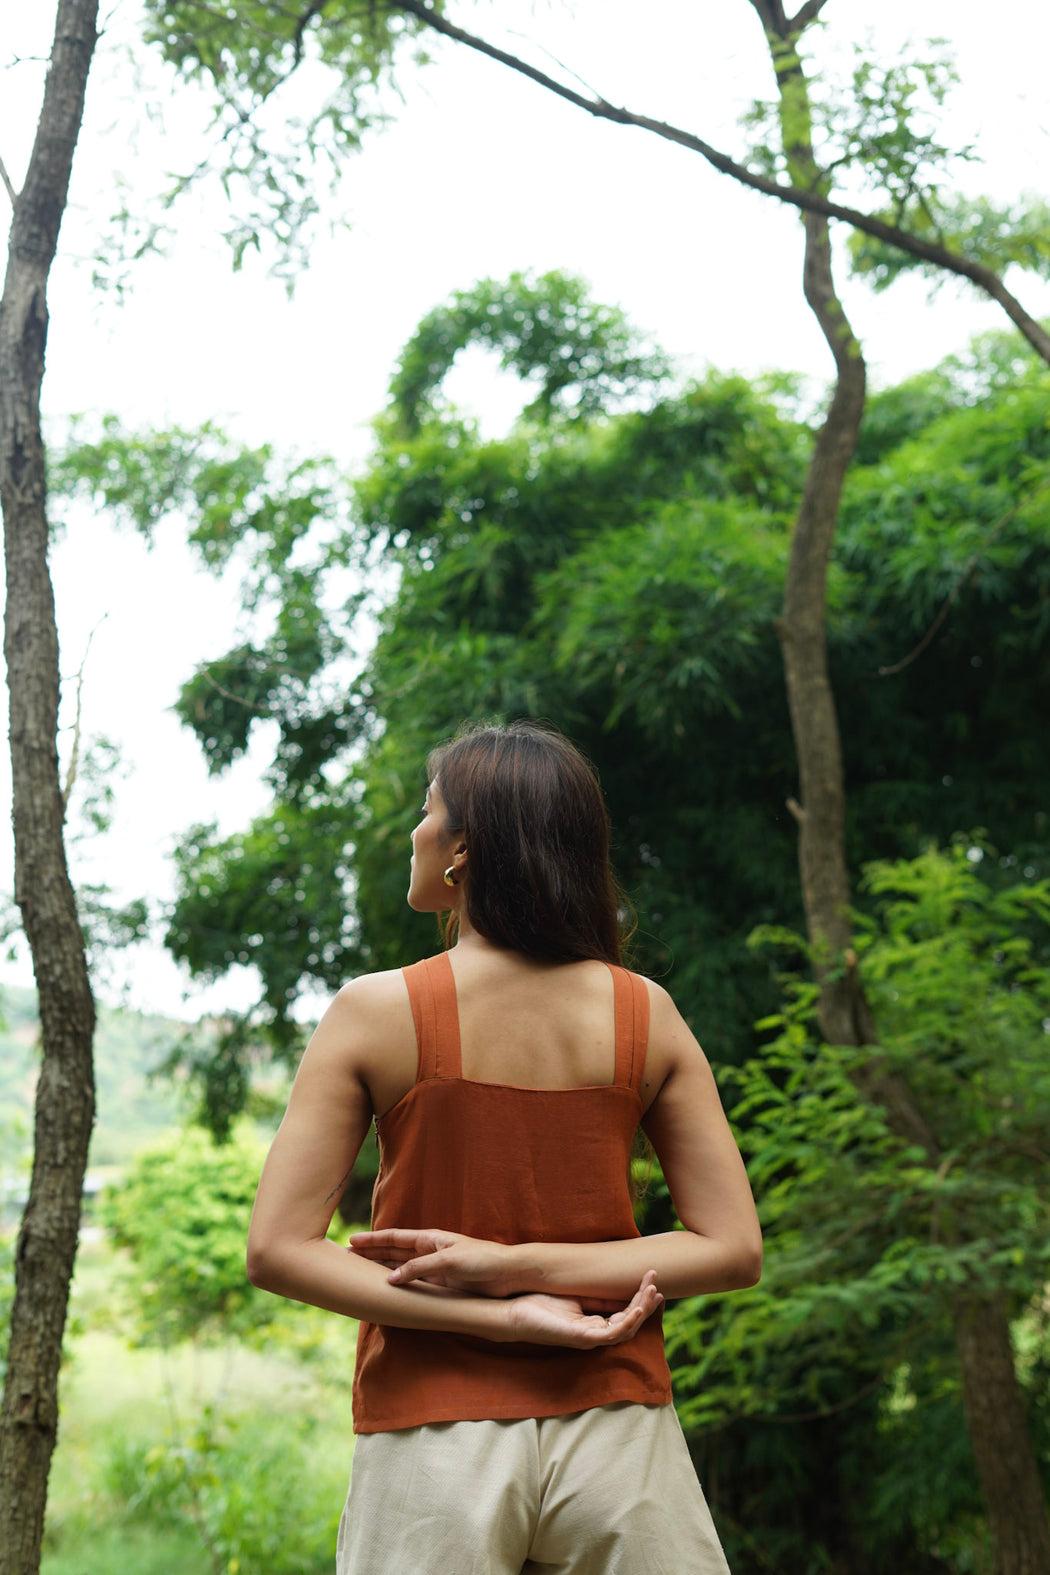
top-left (387, 1250), bottom-right (450, 1285)
top-left (587, 1273), bottom-right (663, 1345)
top-left (353, 1228), bottom-right (428, 1249)
top-left (350, 1228), bottom-right (436, 1257)
top-left (349, 1229), bottom-right (452, 1278)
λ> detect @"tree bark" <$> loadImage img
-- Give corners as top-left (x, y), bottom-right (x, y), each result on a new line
top-left (952, 1294), bottom-right (1050, 1575)
top-left (776, 209), bottom-right (871, 1047)
top-left (0, 4), bottom-right (100, 1572)
top-left (748, 0), bottom-right (874, 1048)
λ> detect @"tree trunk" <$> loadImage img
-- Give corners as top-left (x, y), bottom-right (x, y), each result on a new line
top-left (748, 5), bottom-right (1049, 1570)
top-left (776, 208), bottom-right (871, 1047)
top-left (0, 5), bottom-right (100, 1572)
top-left (952, 1293), bottom-right (1050, 1575)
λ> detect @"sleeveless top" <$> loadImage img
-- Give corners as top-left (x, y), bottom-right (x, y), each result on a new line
top-left (351, 952), bottom-right (672, 1433)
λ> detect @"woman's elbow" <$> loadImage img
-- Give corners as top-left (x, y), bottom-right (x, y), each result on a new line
top-left (734, 1237), bottom-right (763, 1289)
top-left (246, 1234), bottom-right (281, 1291)
top-left (706, 1229), bottom-right (762, 1292)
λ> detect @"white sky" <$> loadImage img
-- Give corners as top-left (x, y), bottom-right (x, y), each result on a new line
top-left (2, 0), bottom-right (1049, 1018)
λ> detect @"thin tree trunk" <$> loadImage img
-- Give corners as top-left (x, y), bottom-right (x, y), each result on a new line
top-left (952, 1294), bottom-right (1050, 1575)
top-left (749, 6), bottom-right (1049, 1572)
top-left (776, 209), bottom-right (871, 1047)
top-left (0, 4), bottom-right (100, 1572)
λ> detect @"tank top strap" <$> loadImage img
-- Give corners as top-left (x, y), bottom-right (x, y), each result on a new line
top-left (401, 953), bottom-right (463, 1082)
top-left (610, 966), bottom-right (650, 1095)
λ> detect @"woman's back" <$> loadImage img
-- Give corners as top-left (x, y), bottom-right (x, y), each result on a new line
top-left (359, 950), bottom-right (669, 1122)
top-left (352, 949), bottom-right (672, 1432)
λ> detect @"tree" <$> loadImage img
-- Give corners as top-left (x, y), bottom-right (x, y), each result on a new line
top-left (741, 10), bottom-right (1047, 1565)
top-left (0, 5), bottom-right (102, 1572)
top-left (143, 1), bottom-right (1050, 365)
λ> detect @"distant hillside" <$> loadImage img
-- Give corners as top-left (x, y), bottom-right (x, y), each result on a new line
top-left (1, 985), bottom-right (191, 1172)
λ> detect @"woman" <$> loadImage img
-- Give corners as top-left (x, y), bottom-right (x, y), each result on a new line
top-left (247, 722), bottom-right (761, 1573)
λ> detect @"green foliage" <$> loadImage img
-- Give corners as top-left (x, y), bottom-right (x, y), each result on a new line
top-left (346, 361), bottom-right (809, 1025)
top-left (665, 847), bottom-right (1050, 1569)
top-left (41, 1307), bottom-right (352, 1575)
top-left (744, 39), bottom-right (971, 206)
top-left (126, 282), bottom-right (1050, 1073)
top-left (860, 846), bottom-right (1050, 1171)
top-left (51, 419), bottom-right (367, 1098)
top-left (836, 368), bottom-right (1050, 879)
top-left (854, 368), bottom-right (963, 466)
top-left (850, 194), bottom-right (1050, 289)
top-left (539, 498), bottom-right (787, 733)
top-left (53, 417), bottom-right (361, 788)
top-left (741, 25), bottom-right (1048, 321)
top-left (139, 1), bottom-right (437, 277)
top-left (165, 791), bottom-right (362, 1108)
top-left (42, 1519), bottom-right (203, 1575)
top-left (389, 270), bottom-right (668, 434)
top-left (101, 1127), bottom-right (274, 1344)
top-left (37, 727), bottom-right (156, 990)
top-left (101, 1406), bottom-right (343, 1575)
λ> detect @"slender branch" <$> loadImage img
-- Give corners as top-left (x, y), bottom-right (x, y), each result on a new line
top-left (292, 0), bottom-right (327, 67)
top-left (60, 618), bottom-right (106, 809)
top-left (0, 152), bottom-right (16, 207)
top-left (788, 0), bottom-right (831, 31)
top-left (505, 29), bottom-right (606, 103)
top-left (387, 1), bottom-right (1050, 366)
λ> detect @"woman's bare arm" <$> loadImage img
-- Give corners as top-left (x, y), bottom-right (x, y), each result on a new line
top-left (246, 976), bottom-right (663, 1346)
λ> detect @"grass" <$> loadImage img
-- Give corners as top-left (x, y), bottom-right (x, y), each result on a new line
top-left (43, 1520), bottom-right (205, 1575)
top-left (42, 1234), bottom-right (356, 1575)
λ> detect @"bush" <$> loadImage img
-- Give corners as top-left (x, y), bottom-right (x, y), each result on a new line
top-left (101, 1405), bottom-right (345, 1575)
top-left (100, 1125), bottom-right (275, 1345)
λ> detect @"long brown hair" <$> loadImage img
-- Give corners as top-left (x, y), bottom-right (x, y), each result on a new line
top-left (428, 722), bottom-right (630, 965)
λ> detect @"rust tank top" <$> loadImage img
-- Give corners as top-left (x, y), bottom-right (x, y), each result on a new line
top-left (351, 951), bottom-right (672, 1433)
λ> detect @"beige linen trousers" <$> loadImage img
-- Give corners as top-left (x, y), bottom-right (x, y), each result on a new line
top-left (337, 1401), bottom-right (731, 1574)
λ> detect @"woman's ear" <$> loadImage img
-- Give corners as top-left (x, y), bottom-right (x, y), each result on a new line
top-left (448, 843), bottom-right (468, 883)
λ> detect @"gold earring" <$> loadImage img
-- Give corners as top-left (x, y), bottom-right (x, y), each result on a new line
top-left (443, 866), bottom-right (459, 887)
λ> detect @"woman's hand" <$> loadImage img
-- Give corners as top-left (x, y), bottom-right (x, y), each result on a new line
top-left (348, 1227), bottom-right (521, 1296)
top-left (505, 1272), bottom-right (664, 1349)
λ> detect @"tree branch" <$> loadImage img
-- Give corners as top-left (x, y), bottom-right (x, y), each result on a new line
top-left (788, 0), bottom-right (831, 31)
top-left (292, 0), bottom-right (327, 67)
top-left (0, 152), bottom-right (16, 207)
top-left (60, 617), bottom-right (107, 810)
top-left (386, 1), bottom-right (1050, 366)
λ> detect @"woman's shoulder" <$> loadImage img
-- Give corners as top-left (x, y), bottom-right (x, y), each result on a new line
top-left (637, 975), bottom-right (707, 1080)
top-left (329, 965), bottom-right (414, 1029)
top-left (618, 970), bottom-right (678, 1024)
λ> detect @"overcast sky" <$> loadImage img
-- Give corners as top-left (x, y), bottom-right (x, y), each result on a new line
top-left (2, 0), bottom-right (1049, 1018)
